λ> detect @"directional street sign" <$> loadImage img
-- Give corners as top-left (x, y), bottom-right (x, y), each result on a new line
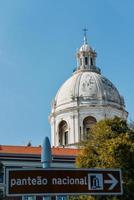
top-left (6, 168), bottom-right (123, 196)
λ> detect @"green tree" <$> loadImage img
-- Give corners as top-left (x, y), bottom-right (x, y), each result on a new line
top-left (76, 117), bottom-right (134, 200)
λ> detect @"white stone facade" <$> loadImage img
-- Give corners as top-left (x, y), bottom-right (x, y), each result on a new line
top-left (49, 35), bottom-right (128, 147)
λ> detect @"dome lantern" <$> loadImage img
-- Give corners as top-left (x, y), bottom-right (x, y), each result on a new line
top-left (76, 29), bottom-right (101, 74)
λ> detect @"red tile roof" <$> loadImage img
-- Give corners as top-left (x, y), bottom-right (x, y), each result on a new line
top-left (0, 145), bottom-right (79, 156)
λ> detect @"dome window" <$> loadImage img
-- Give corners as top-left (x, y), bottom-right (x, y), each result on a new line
top-left (90, 57), bottom-right (93, 66)
top-left (83, 116), bottom-right (97, 139)
top-left (58, 120), bottom-right (68, 146)
top-left (85, 57), bottom-right (88, 65)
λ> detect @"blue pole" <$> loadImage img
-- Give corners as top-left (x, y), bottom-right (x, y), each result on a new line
top-left (41, 137), bottom-right (52, 200)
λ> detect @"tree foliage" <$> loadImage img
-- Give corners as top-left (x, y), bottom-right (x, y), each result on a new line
top-left (76, 117), bottom-right (134, 200)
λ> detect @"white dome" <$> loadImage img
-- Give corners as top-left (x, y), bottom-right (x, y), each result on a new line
top-left (50, 35), bottom-right (128, 148)
top-left (53, 71), bottom-right (125, 110)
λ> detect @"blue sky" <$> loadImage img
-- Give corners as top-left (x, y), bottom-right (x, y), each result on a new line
top-left (0, 0), bottom-right (134, 146)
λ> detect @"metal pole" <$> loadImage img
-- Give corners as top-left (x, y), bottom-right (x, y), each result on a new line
top-left (41, 137), bottom-right (52, 200)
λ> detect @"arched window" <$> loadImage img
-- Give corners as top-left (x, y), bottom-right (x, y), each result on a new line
top-left (83, 116), bottom-right (97, 139)
top-left (90, 57), bottom-right (93, 66)
top-left (85, 57), bottom-right (88, 65)
top-left (58, 120), bottom-right (68, 146)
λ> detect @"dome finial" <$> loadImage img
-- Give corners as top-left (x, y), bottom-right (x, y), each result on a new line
top-left (83, 27), bottom-right (88, 44)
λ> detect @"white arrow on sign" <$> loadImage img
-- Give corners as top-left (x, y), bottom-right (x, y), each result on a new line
top-left (104, 173), bottom-right (118, 190)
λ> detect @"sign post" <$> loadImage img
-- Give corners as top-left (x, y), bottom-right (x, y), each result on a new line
top-left (6, 168), bottom-right (123, 196)
top-left (41, 137), bottom-right (52, 200)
